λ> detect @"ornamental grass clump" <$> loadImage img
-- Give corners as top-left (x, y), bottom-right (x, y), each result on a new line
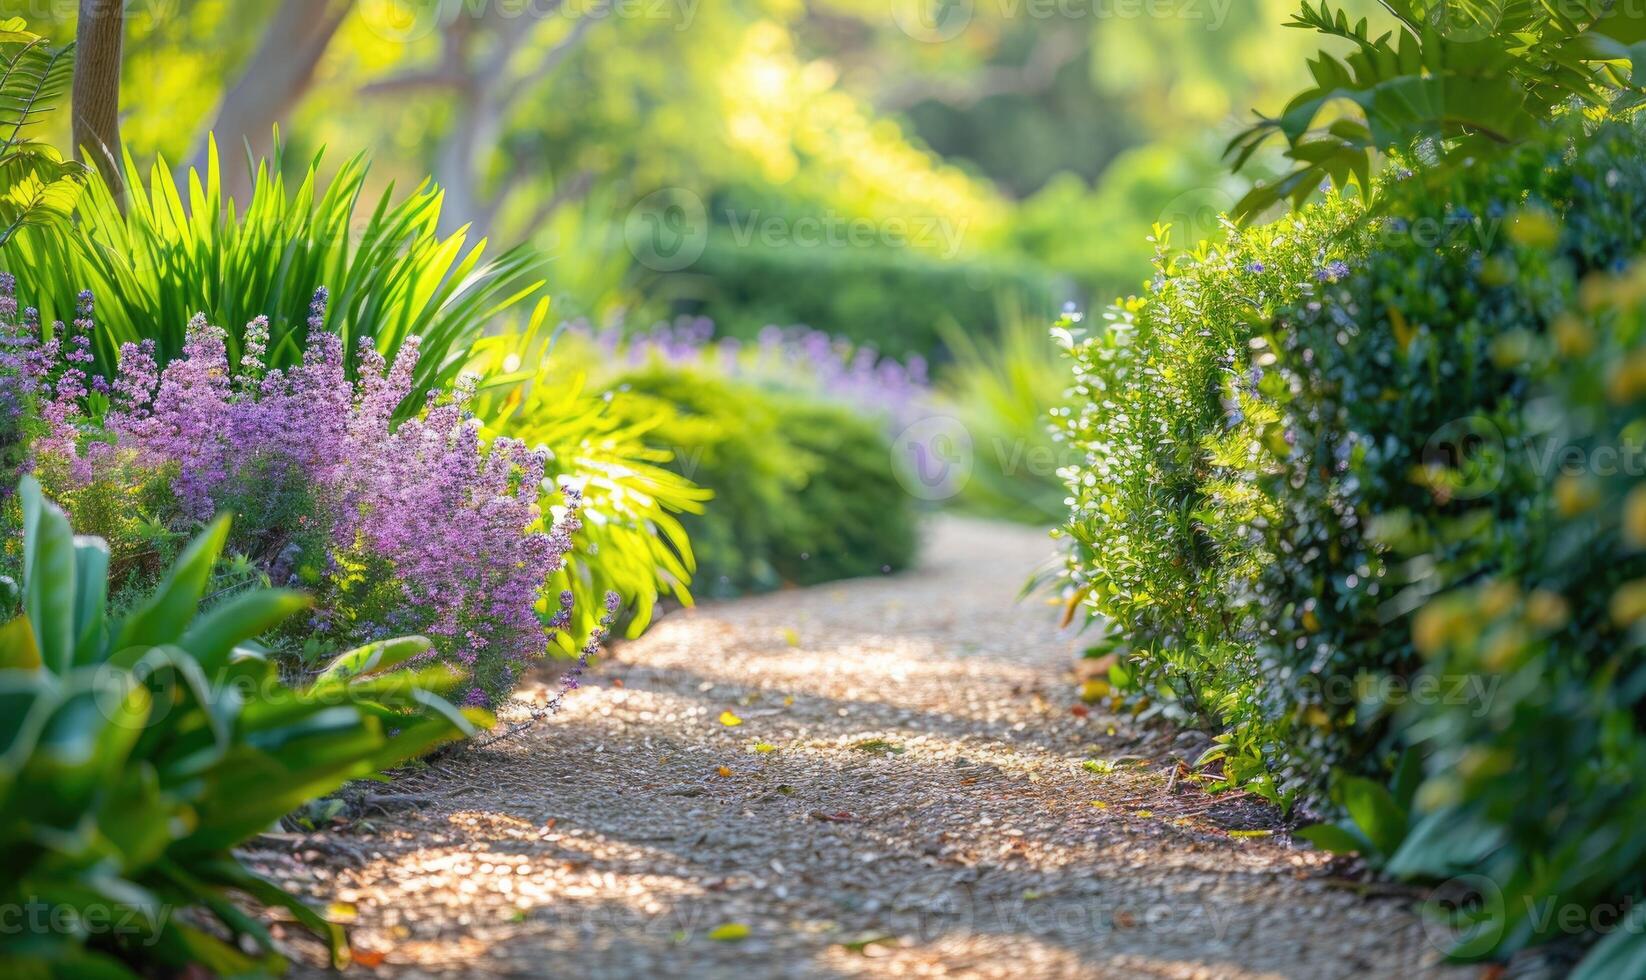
top-left (7, 280), bottom-right (604, 707)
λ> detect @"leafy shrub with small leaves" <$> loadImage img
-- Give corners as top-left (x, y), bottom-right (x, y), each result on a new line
top-left (1053, 198), bottom-right (1361, 803)
top-left (0, 477), bottom-right (482, 976)
top-left (1060, 119), bottom-right (1646, 967)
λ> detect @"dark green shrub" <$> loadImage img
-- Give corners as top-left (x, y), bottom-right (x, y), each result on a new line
top-left (0, 477), bottom-right (480, 976)
top-left (606, 367), bottom-right (917, 598)
top-left (1242, 122), bottom-right (1646, 796)
top-left (1059, 119), bottom-right (1646, 965)
top-left (770, 398), bottom-right (918, 587)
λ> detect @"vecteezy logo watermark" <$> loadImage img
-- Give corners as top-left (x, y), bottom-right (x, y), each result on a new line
top-left (1421, 876), bottom-right (1646, 959)
top-left (893, 0), bottom-right (1234, 41)
top-left (723, 211), bottom-right (970, 261)
top-left (624, 188), bottom-right (709, 272)
top-left (1421, 874), bottom-right (1506, 959)
top-left (1420, 416), bottom-right (1508, 502)
top-left (1158, 185), bottom-right (1236, 250)
top-left (1420, 416), bottom-right (1646, 501)
top-left (359, 0), bottom-right (700, 43)
top-left (892, 416), bottom-right (974, 501)
top-left (359, 0), bottom-right (446, 42)
top-left (1426, 0), bottom-right (1503, 42)
top-left (0, 899), bottom-right (172, 946)
top-left (893, 0), bottom-right (977, 42)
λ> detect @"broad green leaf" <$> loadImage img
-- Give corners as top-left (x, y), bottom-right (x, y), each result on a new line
top-left (20, 476), bottom-right (77, 674)
top-left (312, 635), bottom-right (432, 688)
top-left (177, 588), bottom-right (309, 675)
top-left (114, 514), bottom-right (231, 659)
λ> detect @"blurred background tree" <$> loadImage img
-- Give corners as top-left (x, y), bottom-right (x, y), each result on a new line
top-left (29, 0), bottom-right (1387, 348)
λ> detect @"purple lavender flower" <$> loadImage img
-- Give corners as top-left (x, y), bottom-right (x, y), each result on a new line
top-left (1316, 260), bottom-right (1351, 284)
top-left (33, 287), bottom-right (601, 706)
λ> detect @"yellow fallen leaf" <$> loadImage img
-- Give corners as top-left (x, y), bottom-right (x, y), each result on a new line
top-left (718, 710), bottom-right (743, 727)
top-left (717, 766), bottom-right (733, 777)
top-left (1090, 800), bottom-right (1109, 809)
top-left (327, 902), bottom-right (358, 923)
top-left (753, 742), bottom-right (777, 754)
top-left (1135, 810), bottom-right (1153, 819)
top-left (782, 628), bottom-right (800, 647)
top-left (707, 923), bottom-right (751, 941)
top-left (1079, 678), bottom-right (1110, 703)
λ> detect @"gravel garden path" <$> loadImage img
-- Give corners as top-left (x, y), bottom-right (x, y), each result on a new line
top-left (258, 516), bottom-right (1467, 979)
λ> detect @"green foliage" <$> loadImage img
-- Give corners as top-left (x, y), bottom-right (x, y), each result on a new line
top-left (605, 367), bottom-right (917, 598)
top-left (936, 308), bottom-right (1073, 526)
top-left (671, 232), bottom-right (1061, 360)
top-left (469, 324), bottom-right (710, 642)
top-left (0, 18), bottom-right (81, 249)
top-left (1054, 199), bottom-right (1361, 728)
top-left (1060, 118), bottom-right (1646, 966)
top-left (0, 477), bottom-right (482, 976)
top-left (1229, 0), bottom-right (1646, 218)
top-left (2, 139), bottom-right (543, 403)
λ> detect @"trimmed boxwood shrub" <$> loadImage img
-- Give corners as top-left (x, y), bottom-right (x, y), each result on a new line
top-left (606, 367), bottom-right (917, 598)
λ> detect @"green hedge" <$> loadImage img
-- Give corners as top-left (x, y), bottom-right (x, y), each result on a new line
top-left (606, 367), bottom-right (918, 598)
top-left (664, 232), bottom-right (1061, 360)
top-left (1057, 121), bottom-right (1646, 967)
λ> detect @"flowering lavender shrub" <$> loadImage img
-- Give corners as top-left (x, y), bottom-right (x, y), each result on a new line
top-left (0, 275), bottom-right (46, 494)
top-left (13, 283), bottom-right (612, 707)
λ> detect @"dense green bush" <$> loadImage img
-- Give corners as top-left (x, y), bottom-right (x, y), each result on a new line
top-left (1059, 120), bottom-right (1646, 965)
top-left (605, 367), bottom-right (917, 598)
top-left (668, 231), bottom-right (1060, 360)
top-left (1054, 198), bottom-right (1360, 802)
top-left (0, 478), bottom-right (480, 975)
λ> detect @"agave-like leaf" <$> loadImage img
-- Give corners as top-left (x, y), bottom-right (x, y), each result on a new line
top-left (19, 476), bottom-right (76, 673)
top-left (112, 514), bottom-right (231, 661)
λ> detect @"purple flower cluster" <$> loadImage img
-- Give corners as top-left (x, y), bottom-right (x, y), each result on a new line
top-left (0, 275), bottom-right (46, 491)
top-left (35, 287), bottom-right (603, 706)
top-left (566, 317), bottom-right (929, 425)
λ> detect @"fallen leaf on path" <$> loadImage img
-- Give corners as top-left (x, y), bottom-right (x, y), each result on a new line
top-left (718, 711), bottom-right (743, 727)
top-left (707, 923), bottom-right (751, 941)
top-left (717, 766), bottom-right (733, 777)
top-left (840, 932), bottom-right (896, 953)
top-left (351, 949), bottom-right (387, 968)
top-left (752, 742), bottom-right (777, 754)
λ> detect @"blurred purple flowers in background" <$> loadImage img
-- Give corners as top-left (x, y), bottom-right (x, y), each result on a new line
top-left (564, 316), bottom-right (930, 427)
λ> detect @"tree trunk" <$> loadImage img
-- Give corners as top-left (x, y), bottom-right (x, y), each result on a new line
top-left (72, 0), bottom-right (125, 211)
top-left (189, 0), bottom-right (352, 203)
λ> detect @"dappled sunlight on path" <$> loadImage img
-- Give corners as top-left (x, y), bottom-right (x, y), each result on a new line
top-left (257, 517), bottom-right (1464, 979)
